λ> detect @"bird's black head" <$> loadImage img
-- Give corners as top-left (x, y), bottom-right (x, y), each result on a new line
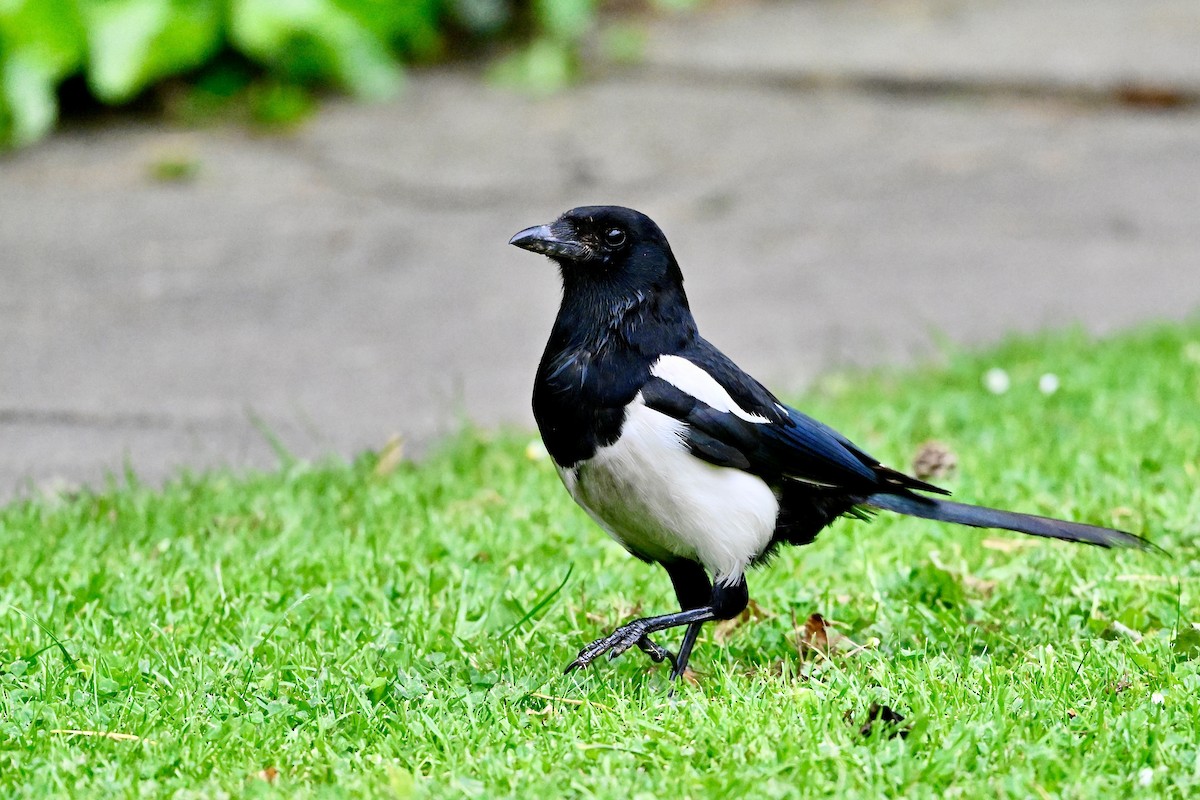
top-left (511, 205), bottom-right (696, 359)
top-left (509, 206), bottom-right (685, 295)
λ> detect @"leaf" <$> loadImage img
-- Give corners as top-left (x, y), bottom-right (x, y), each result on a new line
top-left (0, 0), bottom-right (85, 147)
top-left (0, 55), bottom-right (57, 146)
top-left (334, 0), bottom-right (445, 59)
top-left (911, 440), bottom-right (957, 481)
top-left (981, 538), bottom-right (1038, 552)
top-left (534, 0), bottom-right (593, 42)
top-left (601, 24), bottom-right (645, 65)
top-left (796, 613), bottom-right (837, 654)
top-left (1173, 625), bottom-right (1200, 661)
top-left (78, 0), bottom-right (222, 104)
top-left (229, 0), bottom-right (402, 100)
top-left (372, 435), bottom-right (406, 477)
top-left (247, 80), bottom-right (314, 128)
top-left (450, 0), bottom-right (508, 36)
top-left (0, 0), bottom-right (84, 74)
top-left (147, 152), bottom-right (201, 182)
top-left (1108, 675), bottom-right (1132, 694)
top-left (488, 38), bottom-right (575, 94)
top-left (253, 766), bottom-right (280, 783)
top-left (794, 613), bottom-right (864, 658)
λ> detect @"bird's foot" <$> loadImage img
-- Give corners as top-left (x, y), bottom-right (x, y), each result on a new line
top-left (564, 620), bottom-right (675, 673)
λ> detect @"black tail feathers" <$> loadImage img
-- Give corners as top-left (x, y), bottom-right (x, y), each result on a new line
top-left (865, 492), bottom-right (1156, 551)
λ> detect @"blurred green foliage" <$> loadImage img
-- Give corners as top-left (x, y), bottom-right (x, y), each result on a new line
top-left (0, 0), bottom-right (658, 148)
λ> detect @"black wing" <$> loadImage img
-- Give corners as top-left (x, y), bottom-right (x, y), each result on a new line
top-left (641, 340), bottom-right (946, 495)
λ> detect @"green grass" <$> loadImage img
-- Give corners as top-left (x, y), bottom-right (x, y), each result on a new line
top-left (3, 322), bottom-right (1200, 798)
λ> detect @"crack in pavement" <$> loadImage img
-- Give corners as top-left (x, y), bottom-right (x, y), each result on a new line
top-left (0, 408), bottom-right (245, 432)
top-left (638, 66), bottom-right (1200, 111)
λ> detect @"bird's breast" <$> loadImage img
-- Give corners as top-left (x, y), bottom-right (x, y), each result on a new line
top-left (556, 395), bottom-right (780, 581)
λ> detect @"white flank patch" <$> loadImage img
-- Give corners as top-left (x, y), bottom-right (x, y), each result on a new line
top-left (650, 355), bottom-right (771, 423)
top-left (558, 395), bottom-right (779, 582)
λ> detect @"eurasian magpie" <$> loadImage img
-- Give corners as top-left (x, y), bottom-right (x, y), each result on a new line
top-left (509, 205), bottom-right (1150, 682)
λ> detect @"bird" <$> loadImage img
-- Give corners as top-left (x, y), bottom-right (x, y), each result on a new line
top-left (508, 205), bottom-right (1151, 682)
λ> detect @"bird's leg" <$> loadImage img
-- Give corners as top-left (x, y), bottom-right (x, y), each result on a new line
top-left (669, 622), bottom-right (704, 682)
top-left (664, 560), bottom-right (713, 682)
top-left (668, 577), bottom-right (747, 681)
top-left (565, 573), bottom-right (748, 675)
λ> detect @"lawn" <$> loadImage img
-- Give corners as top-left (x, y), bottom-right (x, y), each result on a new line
top-left (2, 322), bottom-right (1199, 798)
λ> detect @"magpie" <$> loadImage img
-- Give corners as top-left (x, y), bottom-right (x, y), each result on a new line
top-left (509, 205), bottom-right (1151, 682)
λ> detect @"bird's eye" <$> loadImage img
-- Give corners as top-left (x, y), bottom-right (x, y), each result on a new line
top-left (604, 228), bottom-right (626, 247)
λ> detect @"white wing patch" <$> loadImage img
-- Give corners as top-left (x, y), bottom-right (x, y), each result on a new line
top-left (650, 355), bottom-right (771, 424)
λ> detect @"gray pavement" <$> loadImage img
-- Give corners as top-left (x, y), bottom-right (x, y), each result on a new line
top-left (3, 0), bottom-right (1199, 500)
top-left (643, 0), bottom-right (1200, 99)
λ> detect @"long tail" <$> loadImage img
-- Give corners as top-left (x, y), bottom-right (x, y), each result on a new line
top-left (865, 492), bottom-right (1155, 550)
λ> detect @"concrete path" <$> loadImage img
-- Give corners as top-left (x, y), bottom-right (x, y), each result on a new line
top-left (2, 0), bottom-right (1199, 499)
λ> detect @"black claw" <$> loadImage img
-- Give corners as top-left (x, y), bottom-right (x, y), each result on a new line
top-left (564, 649), bottom-right (596, 673)
top-left (635, 635), bottom-right (676, 666)
top-left (566, 621), bottom-right (661, 673)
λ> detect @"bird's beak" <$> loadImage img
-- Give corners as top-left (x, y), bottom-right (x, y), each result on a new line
top-left (508, 223), bottom-right (589, 261)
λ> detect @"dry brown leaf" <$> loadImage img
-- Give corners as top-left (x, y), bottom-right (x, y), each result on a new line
top-left (1116, 574), bottom-right (1185, 583)
top-left (254, 767), bottom-right (280, 783)
top-left (712, 599), bottom-right (771, 644)
top-left (981, 537), bottom-right (1039, 553)
top-left (961, 574), bottom-right (997, 597)
top-left (912, 440), bottom-right (958, 481)
top-left (373, 436), bottom-right (405, 477)
top-left (794, 612), bottom-right (857, 657)
top-left (798, 612), bottom-right (836, 654)
top-left (528, 692), bottom-right (612, 711)
top-left (50, 729), bottom-right (154, 744)
top-left (744, 661), bottom-right (791, 680)
top-left (585, 601), bottom-right (642, 625)
top-left (1108, 620), bottom-right (1144, 643)
top-left (1115, 83), bottom-right (1190, 109)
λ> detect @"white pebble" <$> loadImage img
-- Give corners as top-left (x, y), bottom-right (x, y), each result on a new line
top-left (983, 368), bottom-right (1010, 395)
top-left (1138, 767), bottom-right (1154, 787)
top-left (1038, 373), bottom-right (1060, 395)
top-left (1151, 691), bottom-right (1165, 705)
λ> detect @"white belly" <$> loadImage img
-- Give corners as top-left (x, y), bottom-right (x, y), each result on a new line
top-left (556, 398), bottom-right (779, 582)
